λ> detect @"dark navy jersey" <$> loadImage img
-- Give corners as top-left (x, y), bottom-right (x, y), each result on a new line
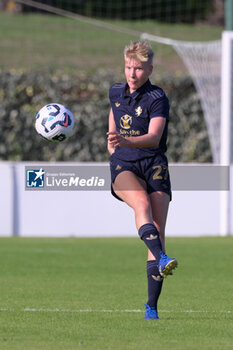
top-left (109, 79), bottom-right (170, 161)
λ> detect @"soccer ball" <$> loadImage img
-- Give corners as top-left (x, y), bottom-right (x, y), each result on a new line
top-left (35, 103), bottom-right (75, 142)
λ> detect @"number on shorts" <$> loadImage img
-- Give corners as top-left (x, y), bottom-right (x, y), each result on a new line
top-left (152, 165), bottom-right (168, 181)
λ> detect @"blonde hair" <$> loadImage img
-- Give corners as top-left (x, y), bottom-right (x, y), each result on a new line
top-left (124, 40), bottom-right (154, 65)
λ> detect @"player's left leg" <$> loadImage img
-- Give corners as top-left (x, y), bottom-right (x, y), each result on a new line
top-left (149, 191), bottom-right (178, 276)
top-left (113, 170), bottom-right (163, 263)
top-left (149, 190), bottom-right (170, 253)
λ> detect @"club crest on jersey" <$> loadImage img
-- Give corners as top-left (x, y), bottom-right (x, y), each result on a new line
top-left (120, 114), bottom-right (132, 129)
top-left (115, 102), bottom-right (120, 107)
top-left (135, 106), bottom-right (142, 117)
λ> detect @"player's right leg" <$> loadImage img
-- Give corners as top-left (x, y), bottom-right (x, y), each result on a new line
top-left (144, 258), bottom-right (163, 320)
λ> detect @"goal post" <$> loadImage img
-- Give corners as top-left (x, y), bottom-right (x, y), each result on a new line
top-left (220, 30), bottom-right (233, 236)
top-left (220, 31), bottom-right (233, 167)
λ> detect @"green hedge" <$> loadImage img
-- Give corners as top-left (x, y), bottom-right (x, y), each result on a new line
top-left (0, 70), bottom-right (212, 162)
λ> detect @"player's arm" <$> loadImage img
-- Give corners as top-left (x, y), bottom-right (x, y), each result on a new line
top-left (107, 108), bottom-right (117, 155)
top-left (107, 117), bottom-right (166, 148)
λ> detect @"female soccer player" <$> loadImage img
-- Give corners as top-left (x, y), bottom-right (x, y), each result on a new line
top-left (107, 40), bottom-right (178, 320)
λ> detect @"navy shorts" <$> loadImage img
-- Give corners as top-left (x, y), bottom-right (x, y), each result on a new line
top-left (109, 153), bottom-right (172, 201)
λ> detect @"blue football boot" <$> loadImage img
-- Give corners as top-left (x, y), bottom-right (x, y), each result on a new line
top-left (158, 252), bottom-right (178, 277)
top-left (144, 304), bottom-right (159, 320)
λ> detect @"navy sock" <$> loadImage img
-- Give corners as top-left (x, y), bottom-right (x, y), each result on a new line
top-left (138, 223), bottom-right (162, 262)
top-left (147, 260), bottom-right (163, 309)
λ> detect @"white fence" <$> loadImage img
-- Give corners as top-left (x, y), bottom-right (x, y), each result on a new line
top-left (1, 162), bottom-right (232, 237)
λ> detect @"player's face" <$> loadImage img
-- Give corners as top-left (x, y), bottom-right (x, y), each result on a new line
top-left (124, 58), bottom-right (153, 94)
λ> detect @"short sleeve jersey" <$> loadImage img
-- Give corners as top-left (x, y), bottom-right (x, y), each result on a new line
top-left (109, 79), bottom-right (170, 161)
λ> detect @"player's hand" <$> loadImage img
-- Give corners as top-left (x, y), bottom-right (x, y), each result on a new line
top-left (107, 132), bottom-right (129, 147)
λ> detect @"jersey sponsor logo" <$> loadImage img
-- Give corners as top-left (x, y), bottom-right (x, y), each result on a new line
top-left (120, 114), bottom-right (132, 129)
top-left (135, 106), bottom-right (142, 117)
top-left (120, 129), bottom-right (140, 136)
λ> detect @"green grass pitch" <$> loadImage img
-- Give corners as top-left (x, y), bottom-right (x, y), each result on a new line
top-left (0, 13), bottom-right (222, 73)
top-left (0, 237), bottom-right (232, 350)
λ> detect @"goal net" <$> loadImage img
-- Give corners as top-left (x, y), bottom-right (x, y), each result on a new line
top-left (141, 33), bottom-right (222, 163)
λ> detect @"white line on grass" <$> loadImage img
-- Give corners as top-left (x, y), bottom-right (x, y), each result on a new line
top-left (0, 308), bottom-right (232, 314)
